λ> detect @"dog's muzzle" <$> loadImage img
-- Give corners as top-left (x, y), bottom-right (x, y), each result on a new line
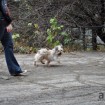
top-left (57, 52), bottom-right (62, 56)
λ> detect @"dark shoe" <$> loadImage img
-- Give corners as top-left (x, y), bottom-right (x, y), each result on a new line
top-left (12, 70), bottom-right (27, 76)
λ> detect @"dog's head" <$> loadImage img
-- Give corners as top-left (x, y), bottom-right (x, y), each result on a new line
top-left (54, 44), bottom-right (63, 56)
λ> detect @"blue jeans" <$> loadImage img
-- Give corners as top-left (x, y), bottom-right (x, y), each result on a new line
top-left (0, 20), bottom-right (22, 75)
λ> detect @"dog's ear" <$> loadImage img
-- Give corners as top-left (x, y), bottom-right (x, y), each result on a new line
top-left (55, 46), bottom-right (58, 51)
top-left (60, 44), bottom-right (63, 48)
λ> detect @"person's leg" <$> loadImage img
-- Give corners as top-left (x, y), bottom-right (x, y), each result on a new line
top-left (1, 29), bottom-right (22, 75)
top-left (0, 20), bottom-right (5, 40)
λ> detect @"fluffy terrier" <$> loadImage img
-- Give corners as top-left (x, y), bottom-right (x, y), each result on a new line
top-left (34, 45), bottom-right (63, 66)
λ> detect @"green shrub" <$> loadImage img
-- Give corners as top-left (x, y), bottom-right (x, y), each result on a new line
top-left (46, 17), bottom-right (64, 48)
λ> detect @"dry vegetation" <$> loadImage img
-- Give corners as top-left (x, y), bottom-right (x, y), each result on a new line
top-left (1, 0), bottom-right (103, 53)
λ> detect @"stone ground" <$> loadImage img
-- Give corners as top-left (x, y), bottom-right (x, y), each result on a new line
top-left (0, 52), bottom-right (105, 105)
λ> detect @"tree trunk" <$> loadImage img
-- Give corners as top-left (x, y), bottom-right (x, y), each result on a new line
top-left (97, 28), bottom-right (105, 43)
top-left (82, 28), bottom-right (86, 51)
top-left (92, 29), bottom-right (97, 50)
top-left (97, 0), bottom-right (105, 43)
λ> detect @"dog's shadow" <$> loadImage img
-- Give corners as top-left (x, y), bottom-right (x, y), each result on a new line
top-left (44, 64), bottom-right (64, 67)
top-left (35, 62), bottom-right (65, 67)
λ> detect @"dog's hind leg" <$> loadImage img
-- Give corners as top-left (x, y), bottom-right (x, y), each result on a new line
top-left (41, 60), bottom-right (45, 64)
top-left (34, 61), bottom-right (38, 66)
top-left (45, 60), bottom-right (50, 66)
top-left (34, 61), bottom-right (36, 66)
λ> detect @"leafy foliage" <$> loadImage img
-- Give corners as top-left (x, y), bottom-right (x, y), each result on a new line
top-left (12, 33), bottom-right (20, 41)
top-left (7, 0), bottom-right (105, 53)
top-left (46, 17), bottom-right (64, 48)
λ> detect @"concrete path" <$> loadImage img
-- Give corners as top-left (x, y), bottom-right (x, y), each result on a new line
top-left (0, 52), bottom-right (105, 105)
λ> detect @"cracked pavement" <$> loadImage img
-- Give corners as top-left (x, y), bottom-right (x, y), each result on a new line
top-left (0, 52), bottom-right (105, 105)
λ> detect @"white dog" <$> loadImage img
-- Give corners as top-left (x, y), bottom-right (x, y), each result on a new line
top-left (34, 45), bottom-right (63, 66)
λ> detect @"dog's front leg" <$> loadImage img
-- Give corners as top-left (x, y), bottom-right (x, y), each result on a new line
top-left (54, 56), bottom-right (60, 64)
top-left (56, 57), bottom-right (61, 64)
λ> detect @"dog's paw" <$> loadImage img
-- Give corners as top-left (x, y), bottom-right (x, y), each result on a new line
top-left (34, 61), bottom-right (38, 66)
top-left (45, 63), bottom-right (50, 67)
top-left (34, 64), bottom-right (39, 67)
